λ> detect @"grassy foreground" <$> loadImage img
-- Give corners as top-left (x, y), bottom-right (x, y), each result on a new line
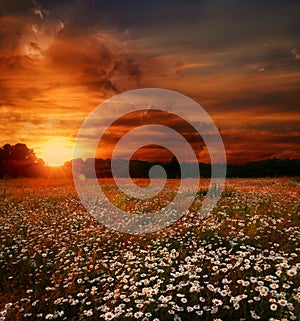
top-left (0, 178), bottom-right (299, 321)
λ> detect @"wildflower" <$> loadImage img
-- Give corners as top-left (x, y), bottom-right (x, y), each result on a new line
top-left (57, 310), bottom-right (64, 317)
top-left (287, 268), bottom-right (297, 276)
top-left (83, 309), bottom-right (93, 316)
top-left (250, 310), bottom-right (260, 319)
top-left (207, 284), bottom-right (215, 291)
top-left (269, 283), bottom-right (278, 290)
top-left (212, 298), bottom-right (223, 306)
top-left (211, 306), bottom-right (218, 314)
top-left (278, 299), bottom-right (287, 306)
top-left (196, 310), bottom-right (203, 316)
top-left (134, 311), bottom-right (144, 318)
top-left (233, 303), bottom-right (240, 310)
top-left (104, 312), bottom-right (115, 320)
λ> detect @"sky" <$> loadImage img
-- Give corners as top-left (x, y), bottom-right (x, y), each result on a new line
top-left (0, 0), bottom-right (300, 165)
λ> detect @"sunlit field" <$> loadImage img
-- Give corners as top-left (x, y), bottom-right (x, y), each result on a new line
top-left (0, 178), bottom-right (299, 321)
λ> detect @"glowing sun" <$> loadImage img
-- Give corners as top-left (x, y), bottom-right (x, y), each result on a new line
top-left (39, 140), bottom-right (73, 166)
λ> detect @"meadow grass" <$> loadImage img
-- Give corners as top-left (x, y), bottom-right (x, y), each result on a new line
top-left (0, 178), bottom-right (299, 321)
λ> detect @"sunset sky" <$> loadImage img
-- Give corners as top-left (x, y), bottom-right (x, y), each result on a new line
top-left (1, 0), bottom-right (300, 165)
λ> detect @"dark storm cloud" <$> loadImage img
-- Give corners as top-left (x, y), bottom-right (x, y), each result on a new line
top-left (45, 33), bottom-right (141, 94)
top-left (74, 0), bottom-right (300, 57)
top-left (207, 87), bottom-right (300, 114)
top-left (0, 0), bottom-right (38, 15)
top-left (222, 129), bottom-right (300, 164)
top-left (243, 120), bottom-right (300, 134)
top-left (36, 1), bottom-right (300, 50)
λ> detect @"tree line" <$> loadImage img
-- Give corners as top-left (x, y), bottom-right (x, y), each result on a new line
top-left (0, 143), bottom-right (45, 178)
top-left (69, 157), bottom-right (300, 178)
top-left (1, 143), bottom-right (299, 179)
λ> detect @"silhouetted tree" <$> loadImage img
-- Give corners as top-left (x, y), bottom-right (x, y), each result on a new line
top-left (0, 143), bottom-right (44, 178)
top-left (168, 156), bottom-right (180, 178)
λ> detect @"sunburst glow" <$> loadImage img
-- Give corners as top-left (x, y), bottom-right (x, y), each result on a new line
top-left (39, 139), bottom-right (73, 166)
